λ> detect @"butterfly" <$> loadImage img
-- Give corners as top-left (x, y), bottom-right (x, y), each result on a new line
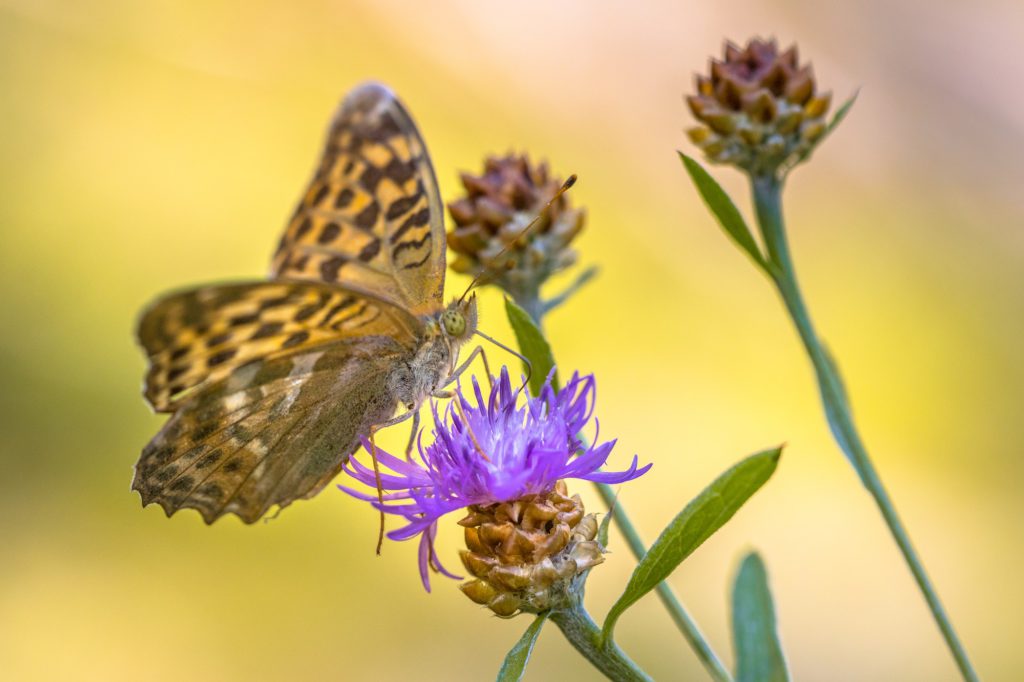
top-left (133, 83), bottom-right (484, 524)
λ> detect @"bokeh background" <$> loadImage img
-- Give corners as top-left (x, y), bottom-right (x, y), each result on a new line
top-left (2, 1), bottom-right (1022, 680)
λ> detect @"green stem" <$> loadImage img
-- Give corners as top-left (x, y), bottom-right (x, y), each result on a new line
top-left (509, 282), bottom-right (547, 328)
top-left (751, 174), bottom-right (978, 682)
top-left (550, 603), bottom-right (654, 682)
top-left (511, 296), bottom-right (731, 681)
top-left (594, 481), bottom-right (733, 682)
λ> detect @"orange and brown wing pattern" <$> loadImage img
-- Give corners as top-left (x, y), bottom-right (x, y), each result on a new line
top-left (133, 339), bottom-right (406, 523)
top-left (270, 82), bottom-right (447, 316)
top-left (138, 280), bottom-right (419, 412)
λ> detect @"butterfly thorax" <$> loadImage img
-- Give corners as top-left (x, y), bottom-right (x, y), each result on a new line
top-left (390, 334), bottom-right (452, 411)
top-left (389, 296), bottom-right (478, 411)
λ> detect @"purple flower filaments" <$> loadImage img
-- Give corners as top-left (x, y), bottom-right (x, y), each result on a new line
top-left (340, 369), bottom-right (651, 591)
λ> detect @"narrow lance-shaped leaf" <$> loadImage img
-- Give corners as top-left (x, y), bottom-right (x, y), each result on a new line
top-left (789, 90), bottom-right (859, 170)
top-left (811, 343), bottom-right (870, 487)
top-left (505, 297), bottom-right (559, 396)
top-left (820, 343), bottom-right (850, 412)
top-left (826, 90), bottom-right (859, 135)
top-left (679, 152), bottom-right (769, 272)
top-left (598, 490), bottom-right (620, 548)
top-left (497, 613), bottom-right (549, 682)
top-left (732, 551), bottom-right (789, 682)
top-left (601, 447), bottom-right (783, 643)
top-left (544, 264), bottom-right (599, 316)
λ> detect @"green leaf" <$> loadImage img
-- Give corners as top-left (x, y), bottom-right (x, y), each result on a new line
top-left (733, 552), bottom-right (789, 682)
top-left (505, 298), bottom-right (559, 396)
top-left (789, 90), bottom-right (859, 171)
top-left (810, 342), bottom-right (869, 486)
top-left (598, 490), bottom-right (620, 547)
top-left (497, 613), bottom-right (549, 682)
top-left (601, 447), bottom-right (783, 643)
top-left (815, 344), bottom-right (864, 484)
top-left (544, 264), bottom-right (599, 315)
top-left (679, 152), bottom-right (768, 271)
top-left (820, 343), bottom-right (850, 412)
top-left (827, 90), bottom-right (859, 135)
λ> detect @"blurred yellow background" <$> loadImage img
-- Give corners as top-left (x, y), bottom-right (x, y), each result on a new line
top-left (2, 1), bottom-right (1021, 680)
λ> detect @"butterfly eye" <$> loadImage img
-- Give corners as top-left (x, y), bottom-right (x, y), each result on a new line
top-left (442, 310), bottom-right (466, 337)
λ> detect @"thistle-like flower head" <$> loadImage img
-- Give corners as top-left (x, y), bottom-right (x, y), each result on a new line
top-left (687, 38), bottom-right (832, 177)
top-left (339, 369), bottom-right (650, 608)
top-left (446, 154), bottom-right (584, 311)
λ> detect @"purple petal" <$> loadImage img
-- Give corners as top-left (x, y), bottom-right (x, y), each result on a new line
top-left (561, 439), bottom-right (617, 477)
top-left (580, 456), bottom-right (653, 483)
top-left (426, 524), bottom-right (462, 580)
top-left (417, 531), bottom-right (433, 592)
top-left (336, 484), bottom-right (413, 503)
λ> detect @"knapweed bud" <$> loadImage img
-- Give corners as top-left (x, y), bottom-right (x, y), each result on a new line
top-left (458, 481), bottom-right (604, 616)
top-left (447, 154), bottom-right (584, 307)
top-left (687, 38), bottom-right (831, 177)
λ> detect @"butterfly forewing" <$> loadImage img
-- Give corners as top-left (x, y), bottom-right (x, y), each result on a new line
top-left (271, 83), bottom-right (447, 317)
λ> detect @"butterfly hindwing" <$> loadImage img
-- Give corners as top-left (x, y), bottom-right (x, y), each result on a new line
top-left (138, 281), bottom-right (420, 412)
top-left (133, 339), bottom-right (406, 523)
top-left (270, 82), bottom-right (447, 317)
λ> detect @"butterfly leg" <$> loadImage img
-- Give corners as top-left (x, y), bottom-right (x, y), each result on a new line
top-left (440, 344), bottom-right (493, 392)
top-left (449, 341), bottom-right (530, 395)
top-left (479, 346), bottom-right (493, 387)
top-left (404, 409), bottom-right (420, 461)
top-left (474, 329), bottom-right (533, 390)
top-left (366, 426), bottom-right (387, 555)
top-left (367, 410), bottom-right (416, 554)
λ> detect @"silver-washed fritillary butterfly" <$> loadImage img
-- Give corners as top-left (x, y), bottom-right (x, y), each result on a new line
top-left (133, 83), bottom-right (482, 524)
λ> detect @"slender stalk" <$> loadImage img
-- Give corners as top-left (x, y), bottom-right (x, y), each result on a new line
top-left (751, 174), bottom-right (978, 682)
top-left (550, 603), bottom-right (654, 682)
top-left (514, 294), bottom-right (731, 681)
top-left (594, 481), bottom-right (733, 682)
top-left (509, 281), bottom-right (547, 327)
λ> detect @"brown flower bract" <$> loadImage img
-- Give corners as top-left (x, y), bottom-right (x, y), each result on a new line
top-left (457, 481), bottom-right (603, 617)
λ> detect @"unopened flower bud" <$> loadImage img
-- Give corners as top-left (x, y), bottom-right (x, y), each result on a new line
top-left (687, 38), bottom-right (832, 177)
top-left (447, 154), bottom-right (584, 309)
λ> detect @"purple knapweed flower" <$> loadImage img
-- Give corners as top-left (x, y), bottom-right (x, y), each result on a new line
top-left (339, 368), bottom-right (651, 594)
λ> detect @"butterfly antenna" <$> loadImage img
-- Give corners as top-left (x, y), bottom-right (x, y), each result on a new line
top-left (458, 174), bottom-right (578, 303)
top-left (474, 329), bottom-right (533, 394)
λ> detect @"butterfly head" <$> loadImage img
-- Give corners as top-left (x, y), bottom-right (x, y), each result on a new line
top-left (440, 294), bottom-right (478, 342)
